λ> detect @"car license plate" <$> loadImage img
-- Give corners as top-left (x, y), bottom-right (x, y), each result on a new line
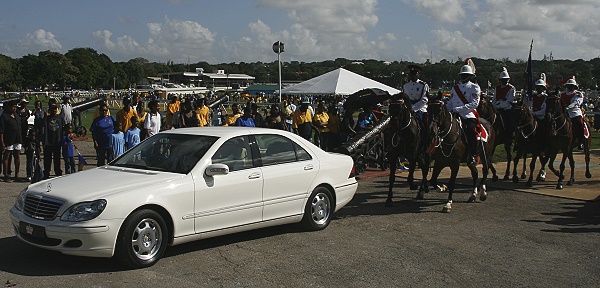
top-left (19, 221), bottom-right (47, 238)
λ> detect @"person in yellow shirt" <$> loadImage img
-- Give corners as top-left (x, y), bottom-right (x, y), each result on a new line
top-left (293, 98), bottom-right (313, 141)
top-left (327, 106), bottom-right (341, 151)
top-left (166, 94), bottom-right (180, 129)
top-left (115, 96), bottom-right (139, 132)
top-left (195, 97), bottom-right (211, 126)
top-left (313, 102), bottom-right (330, 150)
top-left (136, 101), bottom-right (148, 141)
top-left (223, 104), bottom-right (242, 126)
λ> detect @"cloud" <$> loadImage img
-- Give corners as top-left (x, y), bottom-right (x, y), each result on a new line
top-left (21, 29), bottom-right (63, 52)
top-left (93, 17), bottom-right (216, 62)
top-left (403, 0), bottom-right (467, 24)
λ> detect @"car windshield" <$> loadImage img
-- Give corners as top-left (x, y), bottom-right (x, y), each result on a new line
top-left (111, 133), bottom-right (218, 174)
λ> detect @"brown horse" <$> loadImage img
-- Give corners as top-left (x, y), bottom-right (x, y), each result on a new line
top-left (477, 98), bottom-right (520, 181)
top-left (386, 93), bottom-right (430, 206)
top-left (426, 99), bottom-right (495, 212)
top-left (510, 102), bottom-right (546, 187)
top-left (538, 95), bottom-right (591, 189)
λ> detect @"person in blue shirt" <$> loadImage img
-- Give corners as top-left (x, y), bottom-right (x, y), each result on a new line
top-left (234, 106), bottom-right (255, 127)
top-left (61, 124), bottom-right (76, 174)
top-left (111, 122), bottom-right (126, 159)
top-left (125, 115), bottom-right (141, 150)
top-left (90, 104), bottom-right (116, 166)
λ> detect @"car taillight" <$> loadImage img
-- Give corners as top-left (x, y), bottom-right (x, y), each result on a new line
top-left (349, 165), bottom-right (356, 178)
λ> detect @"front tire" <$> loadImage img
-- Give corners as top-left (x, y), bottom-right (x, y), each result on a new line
top-left (301, 187), bottom-right (333, 231)
top-left (115, 209), bottom-right (168, 269)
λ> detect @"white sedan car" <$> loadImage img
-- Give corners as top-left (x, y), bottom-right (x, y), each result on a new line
top-left (10, 127), bottom-right (358, 268)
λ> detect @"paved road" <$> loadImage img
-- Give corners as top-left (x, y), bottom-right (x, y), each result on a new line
top-left (2, 170), bottom-right (599, 287)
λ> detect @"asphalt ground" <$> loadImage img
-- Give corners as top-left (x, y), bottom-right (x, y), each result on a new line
top-left (0, 139), bottom-right (599, 287)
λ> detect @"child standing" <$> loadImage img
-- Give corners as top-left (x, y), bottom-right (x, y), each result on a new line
top-left (24, 128), bottom-right (39, 181)
top-left (110, 122), bottom-right (126, 159)
top-left (61, 124), bottom-right (76, 174)
top-left (125, 116), bottom-right (141, 150)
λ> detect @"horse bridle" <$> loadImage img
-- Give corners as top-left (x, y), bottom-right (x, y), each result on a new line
top-left (427, 100), bottom-right (459, 157)
top-left (546, 96), bottom-right (569, 137)
top-left (390, 98), bottom-right (415, 148)
top-left (515, 106), bottom-right (537, 139)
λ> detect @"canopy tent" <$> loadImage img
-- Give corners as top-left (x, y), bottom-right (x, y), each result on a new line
top-left (280, 68), bottom-right (400, 95)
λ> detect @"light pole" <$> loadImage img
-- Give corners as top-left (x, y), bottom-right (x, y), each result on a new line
top-left (272, 41), bottom-right (284, 105)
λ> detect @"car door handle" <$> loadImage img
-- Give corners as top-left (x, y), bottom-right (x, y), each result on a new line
top-left (304, 164), bottom-right (314, 170)
top-left (248, 172), bottom-right (261, 179)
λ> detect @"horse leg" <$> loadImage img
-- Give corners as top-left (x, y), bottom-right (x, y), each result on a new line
top-left (490, 161), bottom-right (498, 182)
top-left (526, 153), bottom-right (538, 187)
top-left (417, 159), bottom-right (430, 199)
top-left (537, 153), bottom-right (549, 182)
top-left (429, 162), bottom-right (445, 193)
top-left (467, 163), bottom-right (479, 203)
top-left (512, 150), bottom-right (523, 183)
top-left (566, 152), bottom-right (575, 186)
top-left (585, 137), bottom-right (592, 179)
top-left (556, 152), bottom-right (567, 190)
top-left (386, 157), bottom-right (397, 206)
top-left (480, 152), bottom-right (489, 201)
top-left (503, 143), bottom-right (512, 180)
top-left (442, 164), bottom-right (459, 213)
top-left (521, 154), bottom-right (528, 179)
top-left (408, 160), bottom-right (419, 190)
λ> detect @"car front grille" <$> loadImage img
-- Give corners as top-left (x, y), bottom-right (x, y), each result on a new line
top-left (23, 195), bottom-right (64, 220)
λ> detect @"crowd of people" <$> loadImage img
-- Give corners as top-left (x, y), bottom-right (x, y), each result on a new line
top-left (2, 61), bottom-right (596, 183)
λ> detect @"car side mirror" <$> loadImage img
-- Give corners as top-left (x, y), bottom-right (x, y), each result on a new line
top-left (205, 163), bottom-right (229, 176)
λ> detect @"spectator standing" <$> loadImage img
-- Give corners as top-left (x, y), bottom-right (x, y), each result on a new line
top-left (166, 95), bottom-right (180, 129)
top-left (327, 106), bottom-right (341, 151)
top-left (251, 103), bottom-right (265, 127)
top-left (125, 116), bottom-right (141, 150)
top-left (24, 128), bottom-right (39, 181)
top-left (60, 95), bottom-right (73, 126)
top-left (93, 98), bottom-right (111, 119)
top-left (313, 102), bottom-right (331, 151)
top-left (195, 97), bottom-right (211, 127)
top-left (136, 101), bottom-right (147, 141)
top-left (144, 100), bottom-right (162, 138)
top-left (293, 98), bottom-right (313, 141)
top-left (283, 99), bottom-right (296, 132)
top-left (18, 98), bottom-right (31, 142)
top-left (0, 100), bottom-right (22, 182)
top-left (110, 122), bottom-right (126, 159)
top-left (42, 102), bottom-right (64, 179)
top-left (90, 104), bottom-right (116, 166)
top-left (115, 96), bottom-right (138, 132)
top-left (223, 104), bottom-right (242, 126)
top-left (234, 106), bottom-right (255, 127)
top-left (180, 98), bottom-right (200, 128)
top-left (265, 104), bottom-right (287, 130)
top-left (61, 124), bottom-right (76, 174)
top-left (32, 100), bottom-right (45, 144)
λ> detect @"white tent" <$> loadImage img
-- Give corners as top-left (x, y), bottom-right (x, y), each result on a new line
top-left (281, 68), bottom-right (400, 95)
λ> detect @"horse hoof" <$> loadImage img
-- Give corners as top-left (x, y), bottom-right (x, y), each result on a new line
top-left (512, 176), bottom-right (519, 183)
top-left (503, 175), bottom-right (510, 181)
top-left (521, 174), bottom-right (527, 180)
top-left (480, 192), bottom-right (488, 202)
top-left (385, 200), bottom-right (394, 207)
top-left (416, 192), bottom-right (425, 200)
top-left (526, 181), bottom-right (533, 187)
top-left (467, 195), bottom-right (476, 203)
top-left (556, 184), bottom-right (563, 190)
top-left (492, 175), bottom-right (499, 182)
top-left (441, 206), bottom-right (451, 213)
top-left (536, 176), bottom-right (545, 182)
top-left (567, 179), bottom-right (574, 186)
top-left (586, 172), bottom-right (592, 179)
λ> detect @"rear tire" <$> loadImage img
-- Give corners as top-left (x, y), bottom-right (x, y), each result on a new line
top-left (301, 187), bottom-right (333, 231)
top-left (115, 209), bottom-right (168, 269)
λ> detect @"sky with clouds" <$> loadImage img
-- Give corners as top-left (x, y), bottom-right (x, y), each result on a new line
top-left (1, 0), bottom-right (599, 64)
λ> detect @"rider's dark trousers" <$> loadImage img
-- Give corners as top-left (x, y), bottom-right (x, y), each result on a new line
top-left (462, 118), bottom-right (478, 158)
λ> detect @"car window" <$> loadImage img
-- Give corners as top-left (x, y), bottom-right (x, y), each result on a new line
top-left (111, 134), bottom-right (218, 174)
top-left (255, 134), bottom-right (311, 166)
top-left (212, 136), bottom-right (254, 172)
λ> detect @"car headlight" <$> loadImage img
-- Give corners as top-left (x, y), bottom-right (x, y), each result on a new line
top-left (60, 200), bottom-right (107, 222)
top-left (14, 188), bottom-right (27, 211)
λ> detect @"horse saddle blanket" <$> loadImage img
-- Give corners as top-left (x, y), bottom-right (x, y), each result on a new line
top-left (476, 124), bottom-right (489, 142)
top-left (581, 118), bottom-right (590, 139)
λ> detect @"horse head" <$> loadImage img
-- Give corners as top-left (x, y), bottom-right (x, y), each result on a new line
top-left (545, 95), bottom-right (565, 119)
top-left (425, 99), bottom-right (449, 153)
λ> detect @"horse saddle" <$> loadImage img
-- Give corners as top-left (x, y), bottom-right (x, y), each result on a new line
top-left (456, 117), bottom-right (489, 143)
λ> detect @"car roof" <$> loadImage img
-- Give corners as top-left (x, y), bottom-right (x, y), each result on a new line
top-left (161, 127), bottom-right (292, 139)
